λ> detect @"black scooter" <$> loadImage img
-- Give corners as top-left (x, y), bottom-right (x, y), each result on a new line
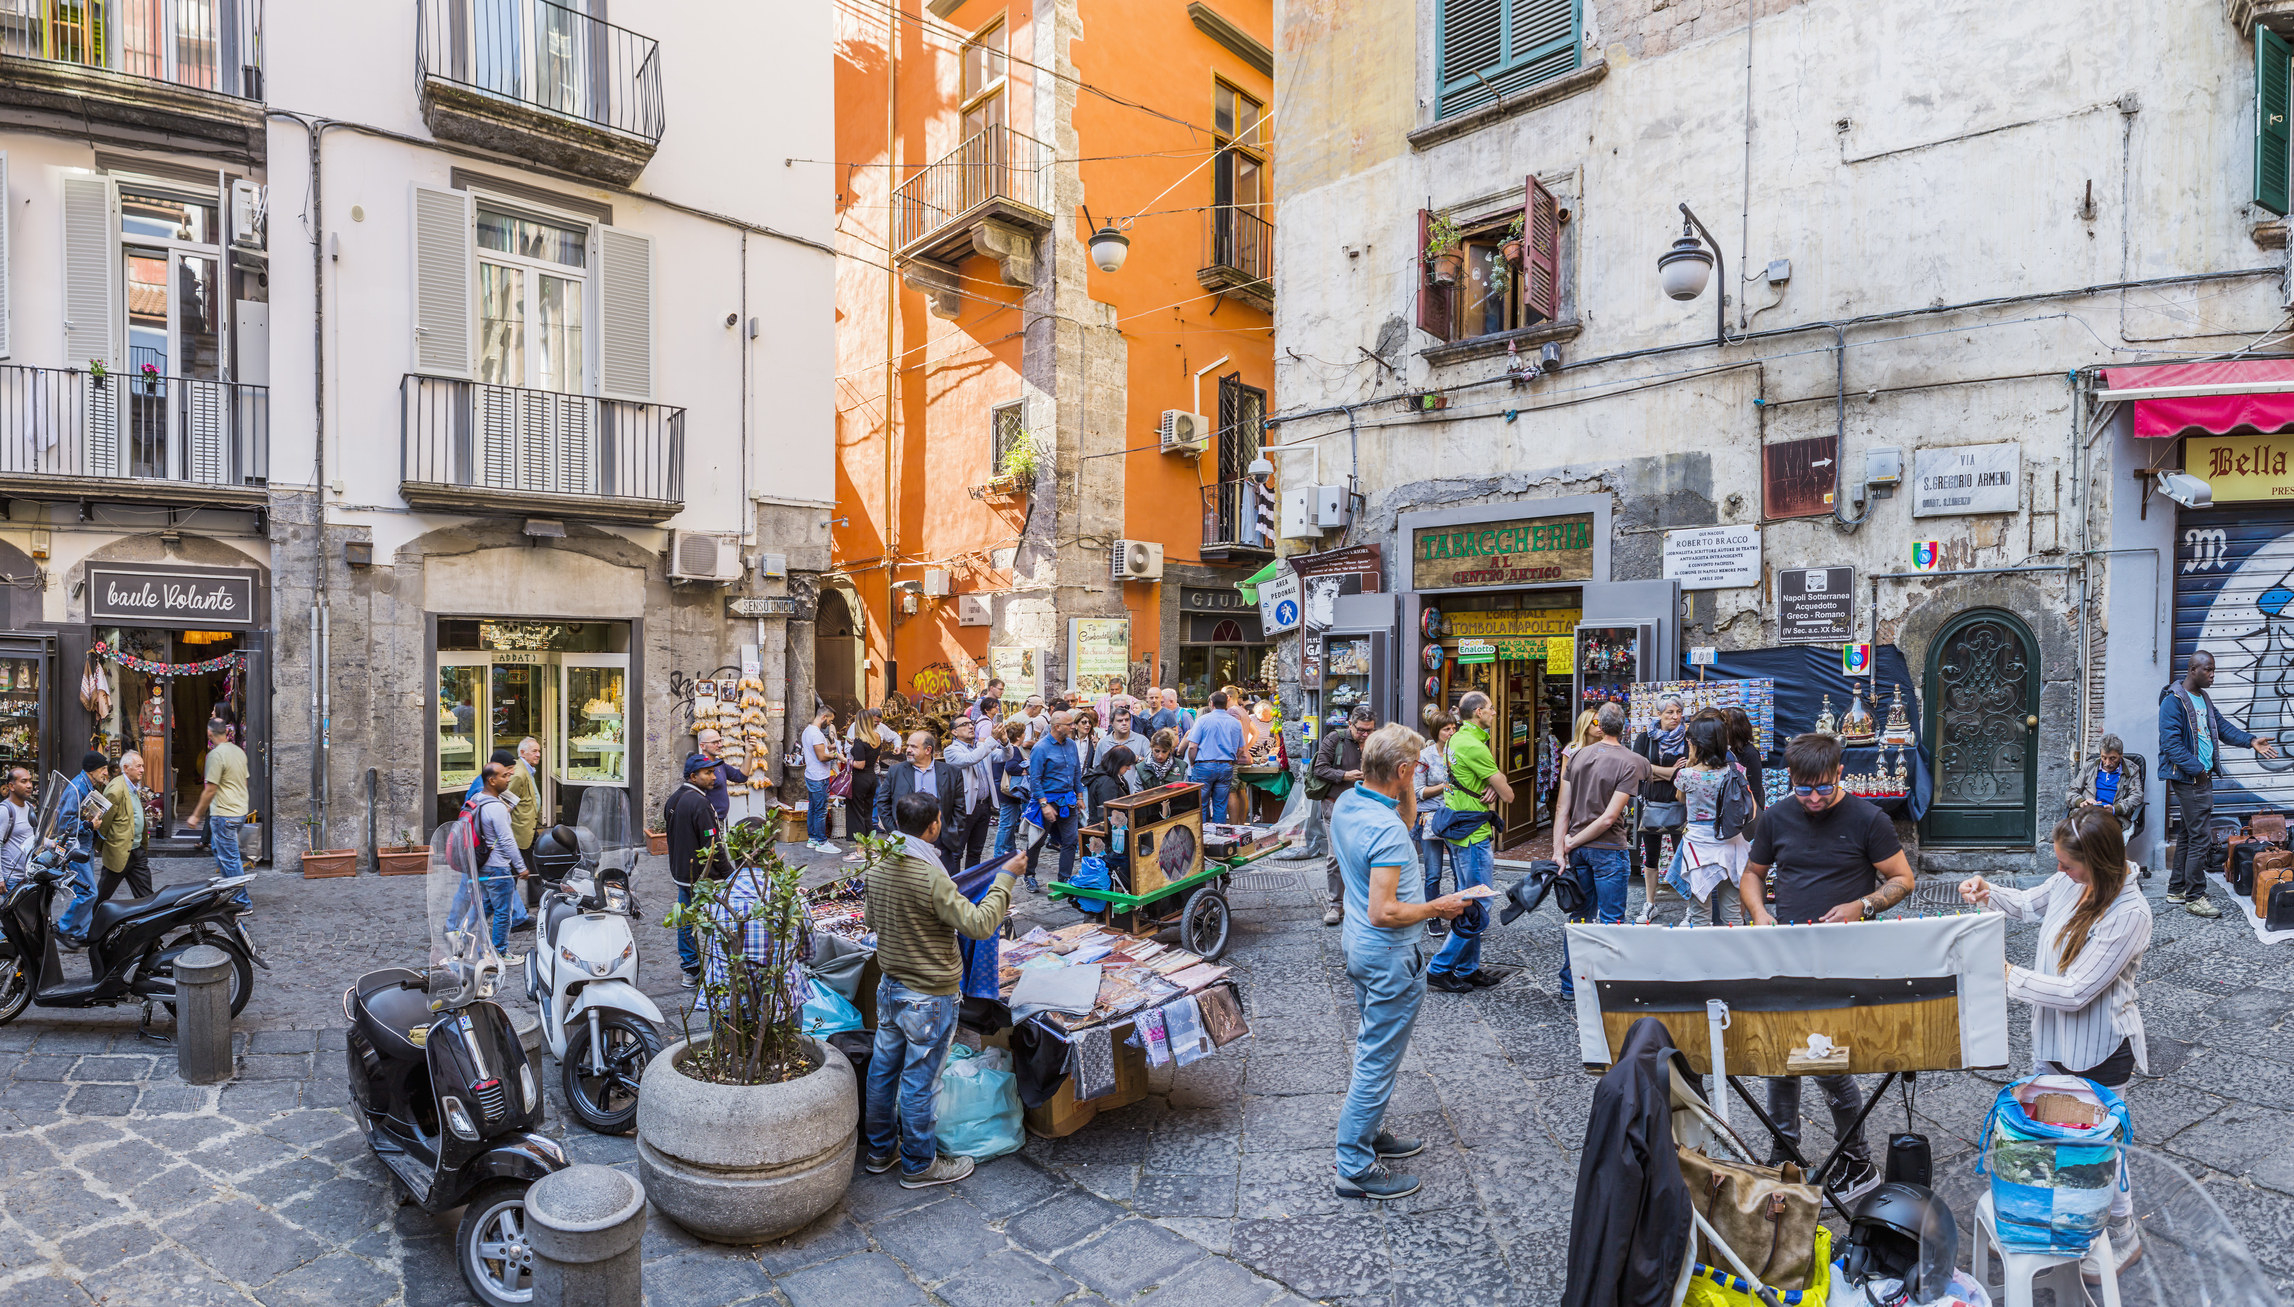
top-left (0, 846), bottom-right (265, 1033)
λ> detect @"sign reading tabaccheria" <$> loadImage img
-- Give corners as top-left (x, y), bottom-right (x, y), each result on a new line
top-left (1413, 514), bottom-right (1595, 590)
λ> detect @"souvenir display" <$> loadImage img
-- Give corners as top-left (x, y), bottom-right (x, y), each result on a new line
top-left (1879, 683), bottom-right (1919, 747)
top-left (695, 673), bottom-right (774, 796)
top-left (1424, 675), bottom-right (1442, 701)
top-left (1421, 607), bottom-right (1444, 639)
top-left (1813, 694), bottom-right (1839, 738)
top-left (1422, 643), bottom-right (1445, 671)
top-left (1625, 679), bottom-right (1777, 752)
top-left (1840, 690), bottom-right (1876, 745)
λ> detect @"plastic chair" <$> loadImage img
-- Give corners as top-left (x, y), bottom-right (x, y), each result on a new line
top-left (1971, 1191), bottom-right (2120, 1307)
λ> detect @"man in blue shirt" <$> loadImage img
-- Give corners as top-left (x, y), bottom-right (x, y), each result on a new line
top-left (1147, 688), bottom-right (1192, 737)
top-left (1183, 690), bottom-right (1245, 822)
top-left (1024, 710), bottom-right (1083, 893)
top-left (2158, 651), bottom-right (2278, 918)
top-left (53, 751), bottom-right (113, 950)
top-left (1331, 723), bottom-right (1467, 1201)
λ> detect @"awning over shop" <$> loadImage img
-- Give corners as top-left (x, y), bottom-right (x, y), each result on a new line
top-left (2100, 360), bottom-right (2294, 438)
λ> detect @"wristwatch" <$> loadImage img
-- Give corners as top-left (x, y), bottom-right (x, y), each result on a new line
top-left (1859, 895), bottom-right (1875, 918)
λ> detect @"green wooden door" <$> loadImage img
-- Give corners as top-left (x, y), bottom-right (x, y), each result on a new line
top-left (1921, 609), bottom-right (2041, 846)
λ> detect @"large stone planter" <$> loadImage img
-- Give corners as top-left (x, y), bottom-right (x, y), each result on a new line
top-left (636, 1036), bottom-right (857, 1244)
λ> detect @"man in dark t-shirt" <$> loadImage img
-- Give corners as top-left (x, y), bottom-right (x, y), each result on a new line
top-left (1737, 732), bottom-right (1915, 1204)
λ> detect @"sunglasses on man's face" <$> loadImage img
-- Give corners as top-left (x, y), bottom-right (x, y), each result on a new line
top-left (1790, 783), bottom-right (1839, 797)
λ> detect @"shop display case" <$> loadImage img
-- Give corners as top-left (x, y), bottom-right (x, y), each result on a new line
top-left (561, 655), bottom-right (628, 786)
top-left (0, 637), bottom-right (50, 782)
top-left (1311, 630), bottom-right (1389, 730)
top-left (437, 657), bottom-right (486, 795)
top-left (1573, 623), bottom-right (1651, 716)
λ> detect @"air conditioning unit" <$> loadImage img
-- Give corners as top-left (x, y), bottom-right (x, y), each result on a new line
top-left (668, 530), bottom-right (744, 582)
top-left (957, 595), bottom-right (992, 626)
top-left (1159, 410), bottom-right (1210, 455)
top-left (1112, 538), bottom-right (1165, 581)
top-left (922, 566), bottom-right (951, 597)
top-left (230, 180), bottom-right (266, 251)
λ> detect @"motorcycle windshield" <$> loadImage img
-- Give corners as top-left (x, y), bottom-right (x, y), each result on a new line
top-left (576, 787), bottom-right (635, 875)
top-left (33, 771), bottom-right (66, 843)
top-left (424, 817), bottom-right (499, 1009)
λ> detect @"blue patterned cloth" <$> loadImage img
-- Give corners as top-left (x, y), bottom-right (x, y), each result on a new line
top-left (696, 866), bottom-right (809, 1022)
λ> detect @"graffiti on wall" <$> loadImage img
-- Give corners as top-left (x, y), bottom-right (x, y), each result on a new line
top-left (2176, 516), bottom-right (2294, 814)
top-left (666, 665), bottom-right (743, 734)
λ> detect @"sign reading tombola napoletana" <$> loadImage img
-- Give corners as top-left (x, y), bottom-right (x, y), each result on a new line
top-left (1413, 514), bottom-right (1595, 589)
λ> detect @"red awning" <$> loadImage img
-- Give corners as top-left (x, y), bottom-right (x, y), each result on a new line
top-left (2100, 360), bottom-right (2294, 437)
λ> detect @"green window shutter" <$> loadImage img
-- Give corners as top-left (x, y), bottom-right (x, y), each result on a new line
top-left (2259, 27), bottom-right (2291, 216)
top-left (1440, 0), bottom-right (1503, 89)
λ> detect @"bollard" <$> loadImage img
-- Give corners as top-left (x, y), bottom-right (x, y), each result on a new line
top-left (174, 944), bottom-right (235, 1084)
top-left (526, 1165), bottom-right (647, 1307)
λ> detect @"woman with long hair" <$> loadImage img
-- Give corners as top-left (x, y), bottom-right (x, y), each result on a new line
top-left (1417, 708), bottom-right (1459, 936)
top-left (1548, 710), bottom-right (1604, 859)
top-left (1667, 716), bottom-right (1750, 925)
top-left (1629, 694), bottom-right (1689, 923)
top-left (1961, 807), bottom-right (2152, 1275)
top-left (846, 707), bottom-right (885, 835)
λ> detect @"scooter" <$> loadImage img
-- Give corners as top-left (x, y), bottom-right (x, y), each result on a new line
top-left (0, 774), bottom-right (264, 1033)
top-left (524, 789), bottom-right (662, 1133)
top-left (346, 823), bottom-right (565, 1307)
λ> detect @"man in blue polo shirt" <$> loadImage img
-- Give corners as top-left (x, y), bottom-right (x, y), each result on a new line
top-left (1183, 690), bottom-right (1245, 822)
top-left (1023, 710), bottom-right (1083, 892)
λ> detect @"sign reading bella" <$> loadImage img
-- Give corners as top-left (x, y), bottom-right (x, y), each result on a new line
top-left (1413, 514), bottom-right (1595, 590)
top-left (86, 565), bottom-right (258, 629)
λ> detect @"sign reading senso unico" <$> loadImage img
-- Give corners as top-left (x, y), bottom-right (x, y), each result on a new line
top-left (1413, 514), bottom-right (1595, 590)
top-left (86, 566), bottom-right (257, 629)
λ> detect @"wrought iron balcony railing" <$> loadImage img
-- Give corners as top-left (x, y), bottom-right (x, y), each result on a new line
top-left (400, 376), bottom-right (684, 523)
top-left (1204, 207), bottom-right (1271, 286)
top-left (417, 0), bottom-right (663, 147)
top-left (1200, 478), bottom-right (1274, 559)
top-left (892, 125), bottom-right (1053, 258)
top-left (0, 363), bottom-right (267, 499)
top-left (0, 0), bottom-right (264, 99)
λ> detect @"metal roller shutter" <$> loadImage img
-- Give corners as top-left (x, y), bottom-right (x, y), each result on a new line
top-left (2171, 502), bottom-right (2294, 817)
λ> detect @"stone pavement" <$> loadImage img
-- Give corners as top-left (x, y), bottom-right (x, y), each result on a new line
top-left (1, 845), bottom-right (2290, 1304)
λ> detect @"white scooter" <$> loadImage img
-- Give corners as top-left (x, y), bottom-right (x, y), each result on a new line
top-left (524, 790), bottom-right (662, 1133)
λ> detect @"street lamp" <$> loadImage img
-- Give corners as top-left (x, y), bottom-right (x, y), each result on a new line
top-left (1657, 203), bottom-right (1728, 345)
top-left (1081, 206), bottom-right (1131, 273)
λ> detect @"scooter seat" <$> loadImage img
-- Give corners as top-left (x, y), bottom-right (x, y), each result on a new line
top-left (355, 976), bottom-right (438, 1064)
top-left (544, 899), bottom-right (580, 949)
top-left (89, 881), bottom-right (209, 938)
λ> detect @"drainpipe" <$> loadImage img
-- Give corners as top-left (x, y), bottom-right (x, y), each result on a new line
top-left (270, 109), bottom-right (334, 852)
top-left (881, 0), bottom-right (899, 700)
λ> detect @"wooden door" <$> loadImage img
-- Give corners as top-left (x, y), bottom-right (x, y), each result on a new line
top-left (1921, 609), bottom-right (2040, 846)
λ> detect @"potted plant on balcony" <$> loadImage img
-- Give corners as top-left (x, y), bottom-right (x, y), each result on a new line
top-left (1426, 210), bottom-right (1465, 285)
top-left (139, 362), bottom-right (161, 395)
top-left (977, 430), bottom-right (1038, 503)
top-left (85, 360), bottom-right (107, 390)
top-left (1501, 213), bottom-right (1526, 266)
top-left (638, 821), bottom-right (858, 1243)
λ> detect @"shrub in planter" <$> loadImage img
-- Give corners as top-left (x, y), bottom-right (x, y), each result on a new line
top-left (639, 848), bottom-right (856, 1243)
top-left (1426, 209), bottom-right (1465, 285)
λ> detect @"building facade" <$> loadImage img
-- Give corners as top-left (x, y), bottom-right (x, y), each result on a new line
top-left (830, 0), bottom-right (1276, 715)
top-left (1269, 0), bottom-right (2290, 866)
top-left (0, 0), bottom-right (834, 866)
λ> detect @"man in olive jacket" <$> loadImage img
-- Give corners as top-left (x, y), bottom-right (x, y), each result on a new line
top-left (510, 736), bottom-right (542, 905)
top-left (861, 791), bottom-right (1020, 1190)
top-left (96, 751), bottom-right (154, 904)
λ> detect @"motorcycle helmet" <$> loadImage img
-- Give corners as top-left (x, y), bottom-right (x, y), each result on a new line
top-left (1839, 1182), bottom-right (1958, 1305)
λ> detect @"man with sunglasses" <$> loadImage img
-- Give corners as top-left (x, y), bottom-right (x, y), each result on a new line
top-left (1738, 732), bottom-right (1913, 1205)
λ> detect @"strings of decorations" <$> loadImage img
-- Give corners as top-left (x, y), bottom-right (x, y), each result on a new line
top-left (90, 640), bottom-right (246, 679)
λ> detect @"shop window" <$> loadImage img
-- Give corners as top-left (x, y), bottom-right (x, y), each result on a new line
top-left (1417, 176), bottom-right (1563, 344)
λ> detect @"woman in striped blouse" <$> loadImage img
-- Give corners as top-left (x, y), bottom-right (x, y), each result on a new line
top-left (1959, 806), bottom-right (2151, 1274)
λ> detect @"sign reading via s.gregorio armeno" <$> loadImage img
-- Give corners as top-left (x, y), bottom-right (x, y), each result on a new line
top-left (1413, 514), bottom-right (1595, 589)
top-left (86, 564), bottom-right (258, 628)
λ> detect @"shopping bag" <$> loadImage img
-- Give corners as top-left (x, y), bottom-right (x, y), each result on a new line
top-left (798, 977), bottom-right (864, 1038)
top-left (1070, 855), bottom-right (1114, 912)
top-left (933, 1045), bottom-right (1024, 1159)
top-left (1685, 1226), bottom-right (1831, 1307)
top-left (1975, 1074), bottom-right (2129, 1255)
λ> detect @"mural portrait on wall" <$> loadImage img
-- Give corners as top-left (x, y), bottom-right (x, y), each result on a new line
top-left (2180, 515), bottom-right (2294, 815)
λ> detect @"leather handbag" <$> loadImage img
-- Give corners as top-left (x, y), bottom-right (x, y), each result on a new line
top-left (2269, 881), bottom-right (2294, 933)
top-left (2255, 813), bottom-right (2290, 843)
top-left (2253, 850), bottom-right (2294, 918)
top-left (1676, 1145), bottom-right (1822, 1291)
top-left (1639, 798), bottom-right (1689, 833)
top-left (2234, 840), bottom-right (2265, 898)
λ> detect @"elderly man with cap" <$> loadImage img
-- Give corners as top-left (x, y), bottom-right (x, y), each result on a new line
top-left (664, 752), bottom-right (732, 988)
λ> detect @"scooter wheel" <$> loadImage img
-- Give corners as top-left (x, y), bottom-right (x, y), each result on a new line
top-left (0, 949), bottom-right (26, 1026)
top-left (457, 1179), bottom-right (535, 1307)
top-left (561, 1010), bottom-right (660, 1134)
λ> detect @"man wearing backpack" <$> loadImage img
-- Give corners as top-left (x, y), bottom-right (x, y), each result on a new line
top-left (2158, 650), bottom-right (2279, 918)
top-left (465, 761), bottom-right (523, 952)
top-left (0, 767), bottom-right (34, 887)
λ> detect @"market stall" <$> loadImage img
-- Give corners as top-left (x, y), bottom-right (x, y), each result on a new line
top-left (1661, 645), bottom-right (1934, 820)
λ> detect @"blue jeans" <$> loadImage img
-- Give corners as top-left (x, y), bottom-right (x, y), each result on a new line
top-left (210, 814), bottom-right (251, 910)
top-left (1188, 761), bottom-right (1235, 823)
top-left (1419, 828), bottom-right (1450, 902)
top-left (1559, 846), bottom-right (1632, 996)
top-left (56, 857), bottom-right (98, 942)
top-left (1023, 807), bottom-right (1077, 885)
top-left (480, 869), bottom-right (514, 952)
top-left (1336, 941), bottom-right (1427, 1178)
top-left (1428, 839), bottom-right (1494, 978)
top-left (805, 778), bottom-right (830, 842)
top-left (863, 977), bottom-right (960, 1174)
top-left (994, 799), bottom-right (1026, 856)
top-left (675, 882), bottom-right (698, 975)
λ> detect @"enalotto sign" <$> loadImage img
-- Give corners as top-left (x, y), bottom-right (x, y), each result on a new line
top-left (1413, 514), bottom-right (1595, 589)
top-left (1912, 442), bottom-right (2020, 517)
top-left (86, 565), bottom-right (257, 628)
top-left (1661, 525), bottom-right (1762, 590)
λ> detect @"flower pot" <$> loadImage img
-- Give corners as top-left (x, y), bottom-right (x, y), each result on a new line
top-left (646, 828), bottom-right (669, 856)
top-left (637, 1037), bottom-right (857, 1244)
top-left (375, 845), bottom-right (428, 876)
top-left (301, 847), bottom-right (357, 879)
top-left (1501, 238), bottom-right (1524, 265)
top-left (1431, 251), bottom-right (1464, 284)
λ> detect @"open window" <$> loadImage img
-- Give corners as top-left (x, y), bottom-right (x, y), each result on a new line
top-left (1417, 175), bottom-right (1562, 344)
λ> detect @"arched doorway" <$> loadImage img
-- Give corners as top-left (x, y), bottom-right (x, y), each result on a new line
top-left (1922, 608), bottom-right (2041, 846)
top-left (815, 587), bottom-right (862, 719)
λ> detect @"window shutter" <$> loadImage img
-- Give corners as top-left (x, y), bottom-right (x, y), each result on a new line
top-left (1416, 209), bottom-right (1453, 341)
top-left (61, 174), bottom-right (118, 373)
top-left (410, 184), bottom-right (475, 378)
top-left (1522, 174), bottom-right (1561, 324)
top-left (596, 225), bottom-right (654, 401)
top-left (2260, 28), bottom-right (2291, 217)
top-left (1440, 0), bottom-right (1503, 90)
top-left (0, 152), bottom-right (10, 359)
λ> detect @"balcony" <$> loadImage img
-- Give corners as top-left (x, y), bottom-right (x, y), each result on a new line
top-left (0, 363), bottom-right (268, 507)
top-left (1198, 207), bottom-right (1272, 313)
top-left (416, 0), bottom-right (664, 186)
top-left (1200, 479), bottom-right (1274, 565)
top-left (400, 376), bottom-right (684, 525)
top-left (0, 0), bottom-right (266, 163)
top-left (892, 126), bottom-right (1053, 288)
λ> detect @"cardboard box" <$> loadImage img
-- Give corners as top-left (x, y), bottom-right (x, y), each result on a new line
top-left (1023, 1030), bottom-right (1148, 1139)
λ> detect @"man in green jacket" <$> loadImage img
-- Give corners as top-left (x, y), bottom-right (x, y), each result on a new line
top-left (96, 751), bottom-right (153, 904)
top-left (862, 791), bottom-right (1020, 1189)
top-left (510, 736), bottom-right (542, 905)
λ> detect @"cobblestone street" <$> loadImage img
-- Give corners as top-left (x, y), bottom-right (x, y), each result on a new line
top-left (2, 848), bottom-right (2291, 1304)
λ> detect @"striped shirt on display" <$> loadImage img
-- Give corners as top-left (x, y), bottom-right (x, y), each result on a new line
top-left (1991, 870), bottom-right (2151, 1076)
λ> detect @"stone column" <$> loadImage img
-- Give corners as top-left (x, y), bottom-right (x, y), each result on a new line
top-left (173, 944), bottom-right (235, 1084)
top-left (526, 1164), bottom-right (647, 1306)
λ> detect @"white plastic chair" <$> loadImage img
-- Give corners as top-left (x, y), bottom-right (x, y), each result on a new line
top-left (1971, 1190), bottom-right (2120, 1307)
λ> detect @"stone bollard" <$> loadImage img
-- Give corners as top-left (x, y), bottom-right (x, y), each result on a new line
top-left (174, 945), bottom-right (235, 1084)
top-left (526, 1165), bottom-right (646, 1307)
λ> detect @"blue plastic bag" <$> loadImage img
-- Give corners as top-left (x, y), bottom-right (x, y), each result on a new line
top-left (799, 977), bottom-right (864, 1038)
top-left (1975, 1075), bottom-right (2129, 1255)
top-left (1070, 855), bottom-right (1114, 912)
top-left (934, 1045), bottom-right (1024, 1159)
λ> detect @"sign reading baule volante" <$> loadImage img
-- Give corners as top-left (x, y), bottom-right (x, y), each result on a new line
top-left (86, 565), bottom-right (258, 629)
top-left (1413, 513), bottom-right (1595, 589)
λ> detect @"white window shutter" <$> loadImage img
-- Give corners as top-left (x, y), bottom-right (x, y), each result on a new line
top-left (595, 225), bottom-right (653, 401)
top-left (0, 152), bottom-right (11, 359)
top-left (61, 173), bottom-right (118, 373)
top-left (410, 183), bottom-right (475, 379)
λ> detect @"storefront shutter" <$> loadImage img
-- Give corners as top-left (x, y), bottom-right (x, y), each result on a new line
top-left (0, 152), bottom-right (10, 359)
top-left (595, 225), bottom-right (654, 402)
top-left (2259, 27), bottom-right (2291, 216)
top-left (61, 174), bottom-right (118, 373)
top-left (1523, 174), bottom-right (1561, 324)
top-left (410, 184), bottom-right (475, 378)
top-left (2172, 502), bottom-right (2294, 819)
top-left (1416, 209), bottom-right (1452, 340)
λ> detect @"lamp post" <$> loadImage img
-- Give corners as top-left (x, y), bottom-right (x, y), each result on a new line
top-left (1657, 202), bottom-right (1728, 346)
top-left (1081, 205), bottom-right (1131, 273)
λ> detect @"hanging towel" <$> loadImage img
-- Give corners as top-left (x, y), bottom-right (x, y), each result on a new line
top-left (1137, 1007), bottom-right (1173, 1067)
top-left (1196, 984), bottom-right (1249, 1048)
top-left (1162, 996), bottom-right (1210, 1066)
top-left (1070, 1026), bottom-right (1119, 1101)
